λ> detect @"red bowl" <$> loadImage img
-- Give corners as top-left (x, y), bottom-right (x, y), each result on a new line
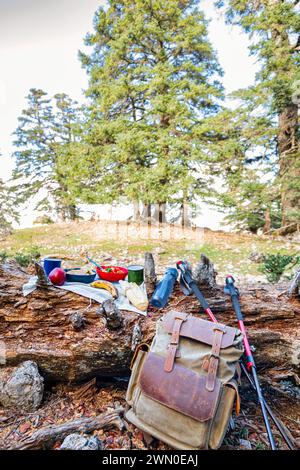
top-left (96, 265), bottom-right (128, 282)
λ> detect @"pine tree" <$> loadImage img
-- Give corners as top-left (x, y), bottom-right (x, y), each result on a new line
top-left (207, 103), bottom-right (282, 233)
top-left (52, 93), bottom-right (82, 220)
top-left (216, 0), bottom-right (300, 227)
top-left (67, 0), bottom-right (223, 218)
top-left (0, 178), bottom-right (19, 235)
top-left (12, 89), bottom-right (80, 221)
top-left (218, 167), bottom-right (281, 233)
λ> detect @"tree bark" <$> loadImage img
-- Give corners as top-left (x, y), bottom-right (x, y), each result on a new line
top-left (278, 101), bottom-right (299, 226)
top-left (144, 252), bottom-right (157, 296)
top-left (9, 408), bottom-right (124, 450)
top-left (133, 201), bottom-right (140, 222)
top-left (262, 207), bottom-right (271, 234)
top-left (0, 261), bottom-right (299, 384)
top-left (67, 204), bottom-right (79, 221)
top-left (153, 203), bottom-right (166, 224)
top-left (141, 203), bottom-right (152, 223)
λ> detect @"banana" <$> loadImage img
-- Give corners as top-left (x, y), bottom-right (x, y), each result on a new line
top-left (90, 280), bottom-right (118, 299)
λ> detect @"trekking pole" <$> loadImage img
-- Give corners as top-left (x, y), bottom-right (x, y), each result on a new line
top-left (177, 261), bottom-right (293, 449)
top-left (176, 261), bottom-right (217, 323)
top-left (224, 275), bottom-right (277, 450)
top-left (240, 362), bottom-right (295, 450)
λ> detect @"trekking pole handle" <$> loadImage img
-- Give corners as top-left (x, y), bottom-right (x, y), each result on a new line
top-left (177, 261), bottom-right (210, 310)
top-left (225, 276), bottom-right (243, 321)
top-left (225, 275), bottom-right (254, 368)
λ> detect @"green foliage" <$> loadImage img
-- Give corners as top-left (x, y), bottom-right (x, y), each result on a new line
top-left (63, 0), bottom-right (224, 210)
top-left (254, 442), bottom-right (266, 451)
top-left (215, 168), bottom-right (281, 233)
top-left (259, 253), bottom-right (300, 283)
top-left (0, 177), bottom-right (19, 235)
top-left (14, 245), bottom-right (41, 267)
top-left (216, 0), bottom-right (300, 227)
top-left (0, 251), bottom-right (8, 262)
top-left (33, 215), bottom-right (55, 225)
top-left (12, 89), bottom-right (81, 221)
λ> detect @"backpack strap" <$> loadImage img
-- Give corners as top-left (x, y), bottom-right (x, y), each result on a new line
top-left (164, 312), bottom-right (188, 373)
top-left (130, 343), bottom-right (150, 370)
top-left (205, 325), bottom-right (225, 391)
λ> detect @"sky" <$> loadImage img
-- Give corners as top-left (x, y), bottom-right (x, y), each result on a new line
top-left (0, 0), bottom-right (258, 229)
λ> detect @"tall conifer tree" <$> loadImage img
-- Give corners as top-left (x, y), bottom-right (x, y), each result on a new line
top-left (0, 177), bottom-right (19, 235)
top-left (70, 0), bottom-right (223, 218)
top-left (216, 0), bottom-right (300, 227)
top-left (13, 89), bottom-right (80, 221)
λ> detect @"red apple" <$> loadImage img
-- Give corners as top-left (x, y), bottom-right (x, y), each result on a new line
top-left (48, 267), bottom-right (66, 286)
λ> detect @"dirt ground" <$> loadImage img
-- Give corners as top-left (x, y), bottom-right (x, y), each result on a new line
top-left (0, 372), bottom-right (299, 451)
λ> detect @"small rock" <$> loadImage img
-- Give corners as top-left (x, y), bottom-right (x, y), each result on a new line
top-left (60, 434), bottom-right (104, 450)
top-left (239, 439), bottom-right (252, 450)
top-left (0, 361), bottom-right (44, 412)
top-left (70, 312), bottom-right (86, 331)
top-left (249, 252), bottom-right (265, 263)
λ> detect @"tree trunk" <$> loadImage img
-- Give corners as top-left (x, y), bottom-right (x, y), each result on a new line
top-left (67, 204), bottom-right (79, 221)
top-left (278, 104), bottom-right (299, 226)
top-left (262, 207), bottom-right (271, 234)
top-left (181, 200), bottom-right (191, 228)
top-left (153, 203), bottom-right (166, 223)
top-left (133, 201), bottom-right (140, 222)
top-left (0, 260), bottom-right (299, 384)
top-left (141, 203), bottom-right (152, 223)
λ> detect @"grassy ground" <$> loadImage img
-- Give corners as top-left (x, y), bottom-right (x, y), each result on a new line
top-left (0, 220), bottom-right (299, 281)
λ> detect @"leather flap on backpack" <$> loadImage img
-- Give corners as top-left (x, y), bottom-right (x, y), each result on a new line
top-left (162, 311), bottom-right (236, 348)
top-left (139, 352), bottom-right (221, 422)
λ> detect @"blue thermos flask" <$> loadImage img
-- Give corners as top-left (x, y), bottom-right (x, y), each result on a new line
top-left (150, 267), bottom-right (178, 309)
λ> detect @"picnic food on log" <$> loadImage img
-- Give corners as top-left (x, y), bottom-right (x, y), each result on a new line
top-left (119, 281), bottom-right (148, 311)
top-left (90, 280), bottom-right (118, 299)
top-left (96, 265), bottom-right (128, 282)
top-left (48, 267), bottom-right (66, 286)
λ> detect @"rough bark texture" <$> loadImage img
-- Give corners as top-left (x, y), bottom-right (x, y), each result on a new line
top-left (98, 299), bottom-right (124, 330)
top-left (153, 203), bottom-right (166, 224)
top-left (144, 252), bottom-right (157, 296)
top-left (192, 254), bottom-right (218, 291)
top-left (10, 408), bottom-right (124, 450)
top-left (278, 104), bottom-right (300, 226)
top-left (0, 260), bottom-right (299, 384)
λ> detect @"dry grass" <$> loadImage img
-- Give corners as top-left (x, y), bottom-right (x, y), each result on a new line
top-left (0, 220), bottom-right (299, 281)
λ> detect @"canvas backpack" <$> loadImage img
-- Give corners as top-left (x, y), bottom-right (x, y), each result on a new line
top-left (126, 310), bottom-right (244, 450)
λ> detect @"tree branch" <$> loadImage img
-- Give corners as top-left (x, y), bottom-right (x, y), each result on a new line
top-left (9, 408), bottom-right (124, 450)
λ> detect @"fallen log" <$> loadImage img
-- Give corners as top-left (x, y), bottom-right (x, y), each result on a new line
top-left (0, 260), bottom-right (299, 383)
top-left (9, 408), bottom-right (124, 450)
